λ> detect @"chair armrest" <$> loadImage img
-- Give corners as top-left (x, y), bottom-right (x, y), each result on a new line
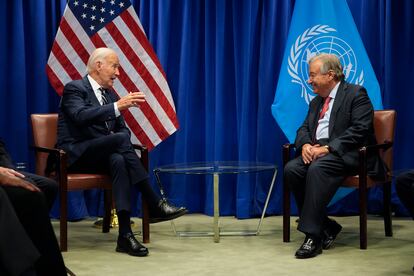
top-left (357, 141), bottom-right (393, 165)
top-left (31, 145), bottom-right (68, 179)
top-left (31, 145), bottom-right (62, 155)
top-left (282, 143), bottom-right (295, 166)
top-left (361, 141), bottom-right (393, 153)
top-left (31, 145), bottom-right (67, 168)
top-left (357, 141), bottom-right (393, 180)
top-left (283, 143), bottom-right (295, 150)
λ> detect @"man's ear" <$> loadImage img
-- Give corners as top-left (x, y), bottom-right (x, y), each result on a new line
top-left (96, 61), bottom-right (102, 71)
top-left (328, 70), bottom-right (335, 80)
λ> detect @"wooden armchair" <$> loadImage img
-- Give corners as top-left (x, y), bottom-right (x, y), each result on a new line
top-left (31, 113), bottom-right (150, 251)
top-left (282, 110), bottom-right (396, 249)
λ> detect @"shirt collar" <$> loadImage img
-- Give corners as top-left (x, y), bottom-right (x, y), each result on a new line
top-left (87, 75), bottom-right (102, 93)
top-left (328, 81), bottom-right (340, 99)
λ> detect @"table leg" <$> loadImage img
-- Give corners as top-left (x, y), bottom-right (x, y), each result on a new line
top-left (256, 168), bottom-right (278, 234)
top-left (213, 173), bottom-right (220, 242)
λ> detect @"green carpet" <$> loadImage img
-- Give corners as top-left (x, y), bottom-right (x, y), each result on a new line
top-left (60, 214), bottom-right (413, 276)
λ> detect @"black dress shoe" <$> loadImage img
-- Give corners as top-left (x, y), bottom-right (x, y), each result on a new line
top-left (149, 199), bottom-right (188, 223)
top-left (295, 236), bottom-right (322, 259)
top-left (116, 233), bottom-right (149, 257)
top-left (322, 220), bottom-right (342, 250)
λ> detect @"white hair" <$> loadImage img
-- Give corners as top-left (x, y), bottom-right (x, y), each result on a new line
top-left (86, 48), bottom-right (117, 73)
top-left (308, 53), bottom-right (345, 81)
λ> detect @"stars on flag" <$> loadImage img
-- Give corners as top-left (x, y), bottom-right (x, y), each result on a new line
top-left (69, 0), bottom-right (128, 36)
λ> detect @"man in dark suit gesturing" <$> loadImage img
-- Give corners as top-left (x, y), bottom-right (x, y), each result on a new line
top-left (57, 47), bottom-right (187, 257)
top-left (284, 53), bottom-right (385, 259)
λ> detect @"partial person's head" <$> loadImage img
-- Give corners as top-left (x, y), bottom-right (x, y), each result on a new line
top-left (87, 48), bottom-right (120, 89)
top-left (307, 53), bottom-right (344, 97)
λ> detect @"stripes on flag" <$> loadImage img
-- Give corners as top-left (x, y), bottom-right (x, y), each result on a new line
top-left (46, 0), bottom-right (179, 150)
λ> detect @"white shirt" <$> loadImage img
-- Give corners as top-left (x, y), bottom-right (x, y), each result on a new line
top-left (87, 75), bottom-right (120, 117)
top-left (315, 82), bottom-right (340, 141)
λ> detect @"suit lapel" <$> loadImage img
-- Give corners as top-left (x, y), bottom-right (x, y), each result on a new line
top-left (307, 96), bottom-right (323, 143)
top-left (312, 96), bottom-right (324, 128)
top-left (82, 76), bottom-right (101, 106)
top-left (329, 81), bottom-right (347, 136)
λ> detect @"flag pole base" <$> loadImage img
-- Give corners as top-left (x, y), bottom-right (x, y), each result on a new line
top-left (93, 209), bottom-right (135, 229)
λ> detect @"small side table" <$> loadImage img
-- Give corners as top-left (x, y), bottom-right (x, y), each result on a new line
top-left (154, 161), bottom-right (277, 242)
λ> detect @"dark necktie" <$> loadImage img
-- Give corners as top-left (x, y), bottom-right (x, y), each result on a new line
top-left (99, 88), bottom-right (111, 132)
top-left (99, 88), bottom-right (109, 105)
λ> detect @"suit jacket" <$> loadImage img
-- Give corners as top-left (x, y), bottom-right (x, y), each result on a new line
top-left (57, 76), bottom-right (131, 166)
top-left (295, 81), bottom-right (386, 177)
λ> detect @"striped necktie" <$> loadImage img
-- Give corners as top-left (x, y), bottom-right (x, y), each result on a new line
top-left (99, 88), bottom-right (109, 105)
top-left (99, 88), bottom-right (111, 132)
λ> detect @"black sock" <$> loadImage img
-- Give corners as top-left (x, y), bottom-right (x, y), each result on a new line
top-left (307, 234), bottom-right (321, 243)
top-left (117, 210), bottom-right (132, 236)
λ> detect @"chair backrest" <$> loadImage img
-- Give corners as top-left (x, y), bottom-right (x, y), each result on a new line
top-left (31, 114), bottom-right (58, 176)
top-left (373, 110), bottom-right (396, 172)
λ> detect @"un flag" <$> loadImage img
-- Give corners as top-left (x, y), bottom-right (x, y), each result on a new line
top-left (272, 0), bottom-right (383, 206)
top-left (272, 0), bottom-right (382, 143)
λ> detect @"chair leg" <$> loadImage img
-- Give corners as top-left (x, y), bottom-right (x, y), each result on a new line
top-left (359, 183), bottom-right (368, 249)
top-left (383, 182), bottom-right (393, 237)
top-left (283, 178), bottom-right (291, 242)
top-left (142, 198), bottom-right (150, 243)
top-left (60, 188), bottom-right (68, 252)
top-left (102, 189), bottom-right (111, 233)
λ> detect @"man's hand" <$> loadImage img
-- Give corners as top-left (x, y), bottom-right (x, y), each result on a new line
top-left (0, 166), bottom-right (40, 192)
top-left (117, 92), bottom-right (146, 111)
top-left (302, 144), bottom-right (330, 164)
top-left (310, 144), bottom-right (329, 160)
top-left (301, 143), bottom-right (314, 164)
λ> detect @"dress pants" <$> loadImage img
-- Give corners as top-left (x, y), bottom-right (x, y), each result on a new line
top-left (0, 185), bottom-right (66, 276)
top-left (396, 170), bottom-right (414, 219)
top-left (284, 153), bottom-right (347, 236)
top-left (20, 172), bottom-right (58, 210)
top-left (68, 132), bottom-right (159, 212)
top-left (0, 187), bottom-right (39, 276)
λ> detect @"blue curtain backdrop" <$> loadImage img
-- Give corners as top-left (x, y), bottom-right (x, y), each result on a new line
top-left (0, 0), bottom-right (413, 219)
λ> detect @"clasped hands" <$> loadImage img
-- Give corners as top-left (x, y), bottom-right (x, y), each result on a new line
top-left (0, 166), bottom-right (40, 192)
top-left (301, 143), bottom-right (329, 164)
top-left (117, 92), bottom-right (146, 111)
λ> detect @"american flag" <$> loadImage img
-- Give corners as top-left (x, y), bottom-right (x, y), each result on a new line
top-left (46, 0), bottom-right (179, 150)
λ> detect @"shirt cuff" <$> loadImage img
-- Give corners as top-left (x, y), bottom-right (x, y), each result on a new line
top-left (114, 102), bottom-right (120, 117)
